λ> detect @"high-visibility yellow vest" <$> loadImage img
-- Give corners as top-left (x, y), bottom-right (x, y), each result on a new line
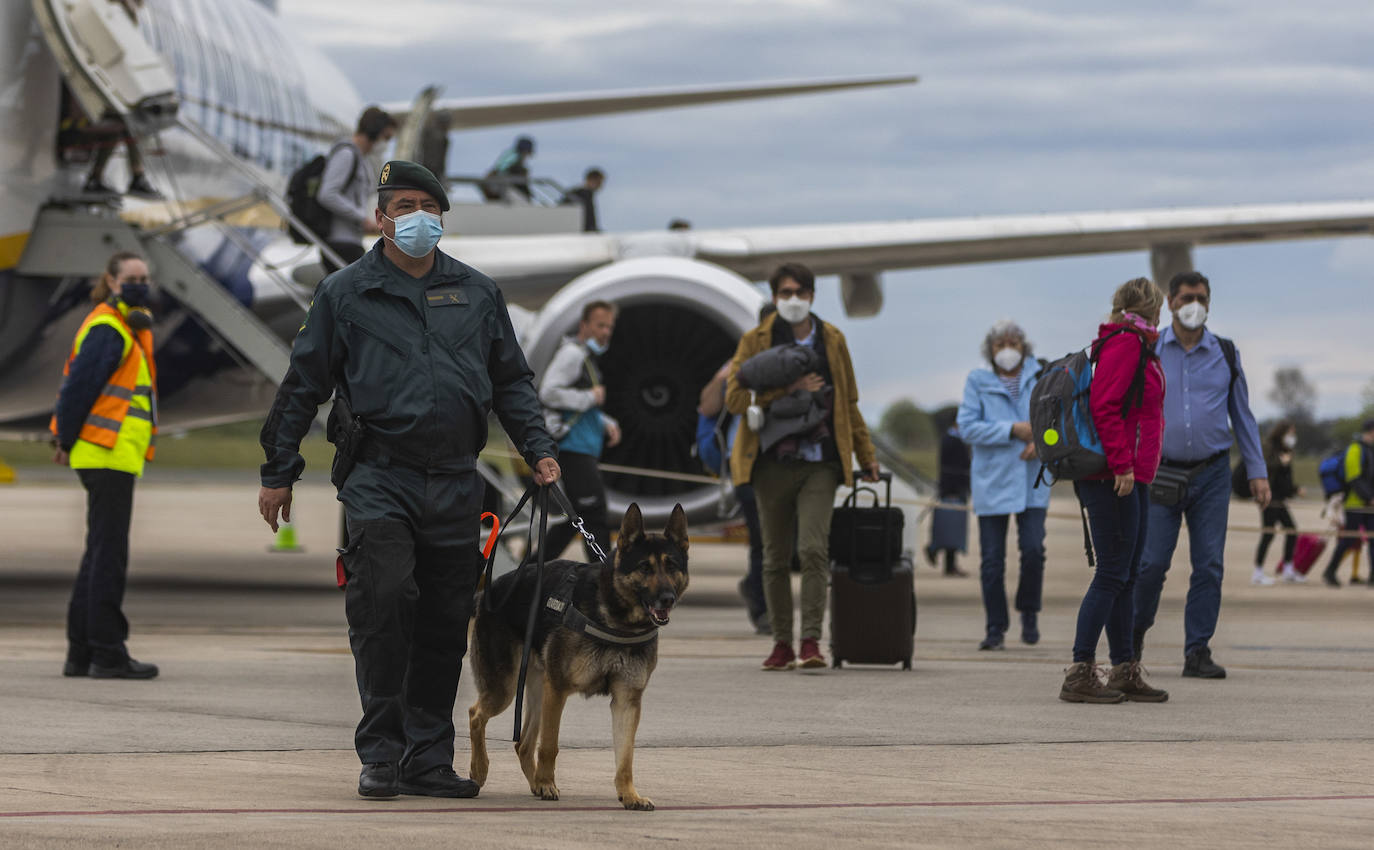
top-left (49, 303), bottom-right (158, 476)
top-left (1344, 442), bottom-right (1367, 509)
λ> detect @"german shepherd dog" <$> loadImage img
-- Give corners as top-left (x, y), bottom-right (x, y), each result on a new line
top-left (468, 502), bottom-right (689, 811)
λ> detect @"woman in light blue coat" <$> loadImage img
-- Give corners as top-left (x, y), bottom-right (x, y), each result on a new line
top-left (956, 320), bottom-right (1051, 650)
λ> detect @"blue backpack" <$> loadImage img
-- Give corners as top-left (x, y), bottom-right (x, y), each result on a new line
top-left (1030, 328), bottom-right (1148, 485)
top-left (1319, 449), bottom-right (1347, 498)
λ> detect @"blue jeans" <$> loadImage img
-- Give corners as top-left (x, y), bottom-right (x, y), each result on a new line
top-left (1133, 453), bottom-right (1231, 656)
top-left (1072, 481), bottom-right (1149, 664)
top-left (977, 509), bottom-right (1046, 637)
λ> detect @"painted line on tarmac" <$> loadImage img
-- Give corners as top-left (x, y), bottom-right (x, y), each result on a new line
top-left (4, 793), bottom-right (1374, 819)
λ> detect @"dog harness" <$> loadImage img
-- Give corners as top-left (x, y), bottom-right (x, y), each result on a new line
top-left (543, 572), bottom-right (659, 646)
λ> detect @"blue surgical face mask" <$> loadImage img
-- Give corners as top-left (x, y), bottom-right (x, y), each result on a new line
top-left (384, 210), bottom-right (444, 258)
top-left (586, 338), bottom-right (608, 355)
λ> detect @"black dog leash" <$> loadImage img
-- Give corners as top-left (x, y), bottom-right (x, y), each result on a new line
top-left (511, 486), bottom-right (550, 743)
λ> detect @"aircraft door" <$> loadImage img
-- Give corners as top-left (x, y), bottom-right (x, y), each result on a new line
top-left (32, 0), bottom-right (178, 131)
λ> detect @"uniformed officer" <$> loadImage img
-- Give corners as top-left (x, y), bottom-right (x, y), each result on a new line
top-left (257, 160), bottom-right (561, 800)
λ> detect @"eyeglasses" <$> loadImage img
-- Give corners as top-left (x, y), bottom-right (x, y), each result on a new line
top-left (776, 287), bottom-right (811, 298)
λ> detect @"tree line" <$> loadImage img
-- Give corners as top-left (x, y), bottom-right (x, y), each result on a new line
top-left (880, 368), bottom-right (1374, 455)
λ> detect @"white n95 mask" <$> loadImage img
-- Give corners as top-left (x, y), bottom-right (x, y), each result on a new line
top-left (1176, 302), bottom-right (1208, 330)
top-left (775, 296), bottom-right (810, 324)
top-left (993, 347), bottom-right (1023, 373)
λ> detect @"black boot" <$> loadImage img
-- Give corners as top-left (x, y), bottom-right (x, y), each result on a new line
top-left (358, 762), bottom-right (398, 798)
top-left (63, 645), bottom-right (90, 677)
top-left (397, 765), bottom-right (479, 798)
top-left (978, 631), bottom-right (1004, 651)
top-left (1322, 565), bottom-right (1341, 588)
top-left (1182, 647), bottom-right (1226, 679)
top-left (1020, 611), bottom-right (1040, 645)
top-left (89, 657), bottom-right (158, 679)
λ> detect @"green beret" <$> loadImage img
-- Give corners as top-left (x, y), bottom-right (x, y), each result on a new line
top-left (377, 160), bottom-right (449, 212)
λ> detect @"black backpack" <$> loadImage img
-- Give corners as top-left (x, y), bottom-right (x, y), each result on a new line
top-left (1030, 329), bottom-right (1150, 486)
top-left (285, 142), bottom-right (356, 244)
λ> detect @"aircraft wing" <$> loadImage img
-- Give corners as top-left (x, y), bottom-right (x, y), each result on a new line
top-left (444, 200), bottom-right (1374, 302)
top-left (386, 74), bottom-right (917, 130)
top-left (685, 201), bottom-right (1374, 281)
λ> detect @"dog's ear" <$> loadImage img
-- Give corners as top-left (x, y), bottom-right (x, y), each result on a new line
top-left (665, 503), bottom-right (689, 551)
top-left (619, 502), bottom-right (645, 548)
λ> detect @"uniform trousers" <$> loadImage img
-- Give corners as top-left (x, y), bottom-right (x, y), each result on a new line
top-left (338, 460), bottom-right (483, 776)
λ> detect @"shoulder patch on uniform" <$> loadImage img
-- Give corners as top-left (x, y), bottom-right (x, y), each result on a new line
top-left (298, 299), bottom-right (314, 333)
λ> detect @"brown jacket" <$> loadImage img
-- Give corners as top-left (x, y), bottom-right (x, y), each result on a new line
top-left (725, 313), bottom-right (876, 487)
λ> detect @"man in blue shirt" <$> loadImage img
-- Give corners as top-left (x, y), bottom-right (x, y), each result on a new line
top-left (538, 301), bottom-right (621, 558)
top-left (1133, 272), bottom-right (1270, 679)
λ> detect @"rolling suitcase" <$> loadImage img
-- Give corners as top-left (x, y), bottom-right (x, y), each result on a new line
top-left (828, 472), bottom-right (916, 669)
top-left (1292, 534), bottom-right (1326, 575)
top-left (929, 497), bottom-right (968, 554)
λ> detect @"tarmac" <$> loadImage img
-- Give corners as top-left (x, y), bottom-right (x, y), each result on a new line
top-left (3, 469), bottom-right (1374, 848)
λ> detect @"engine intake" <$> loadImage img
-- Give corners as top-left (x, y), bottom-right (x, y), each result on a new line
top-left (524, 257), bottom-right (764, 526)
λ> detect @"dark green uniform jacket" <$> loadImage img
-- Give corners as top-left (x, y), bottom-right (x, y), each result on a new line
top-left (260, 242), bottom-right (556, 487)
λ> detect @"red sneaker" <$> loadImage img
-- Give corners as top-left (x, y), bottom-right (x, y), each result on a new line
top-left (798, 638), bottom-right (827, 669)
top-left (761, 642), bottom-right (796, 671)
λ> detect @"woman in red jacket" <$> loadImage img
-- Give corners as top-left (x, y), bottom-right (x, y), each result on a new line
top-left (1060, 278), bottom-right (1169, 704)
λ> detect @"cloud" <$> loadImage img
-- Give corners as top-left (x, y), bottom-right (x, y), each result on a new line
top-left (273, 0), bottom-right (1374, 420)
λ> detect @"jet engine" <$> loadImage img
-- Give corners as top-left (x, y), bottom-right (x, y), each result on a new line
top-left (523, 257), bottom-right (765, 526)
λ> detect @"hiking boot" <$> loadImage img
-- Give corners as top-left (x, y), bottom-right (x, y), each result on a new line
top-left (1020, 611), bottom-right (1040, 645)
top-left (978, 631), bottom-right (1004, 651)
top-left (1182, 647), bottom-right (1226, 679)
top-left (1059, 661), bottom-right (1125, 704)
top-left (1250, 567), bottom-right (1275, 586)
top-left (1107, 661), bottom-right (1169, 702)
top-left (761, 642), bottom-right (796, 671)
top-left (798, 638), bottom-right (826, 669)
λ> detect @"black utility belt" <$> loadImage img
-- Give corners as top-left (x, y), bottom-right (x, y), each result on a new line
top-left (1159, 449), bottom-right (1229, 471)
top-left (358, 441), bottom-right (474, 473)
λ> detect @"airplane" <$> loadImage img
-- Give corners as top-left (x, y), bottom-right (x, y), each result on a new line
top-left (4, 0), bottom-right (1374, 530)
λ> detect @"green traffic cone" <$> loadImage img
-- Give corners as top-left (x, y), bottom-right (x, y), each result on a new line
top-left (269, 519), bottom-right (303, 553)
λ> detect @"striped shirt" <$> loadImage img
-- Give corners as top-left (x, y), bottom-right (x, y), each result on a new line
top-left (999, 373), bottom-right (1021, 402)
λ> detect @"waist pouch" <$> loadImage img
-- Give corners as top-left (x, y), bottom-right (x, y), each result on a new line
top-left (1148, 453), bottom-right (1224, 507)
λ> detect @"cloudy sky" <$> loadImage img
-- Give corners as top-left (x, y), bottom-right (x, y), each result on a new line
top-left (278, 0), bottom-right (1374, 422)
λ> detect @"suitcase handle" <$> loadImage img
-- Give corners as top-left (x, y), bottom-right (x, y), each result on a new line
top-left (849, 470), bottom-right (892, 507)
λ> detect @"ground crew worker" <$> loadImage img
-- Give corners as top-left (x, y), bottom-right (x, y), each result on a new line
top-left (50, 251), bottom-right (160, 680)
top-left (257, 160), bottom-right (560, 800)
